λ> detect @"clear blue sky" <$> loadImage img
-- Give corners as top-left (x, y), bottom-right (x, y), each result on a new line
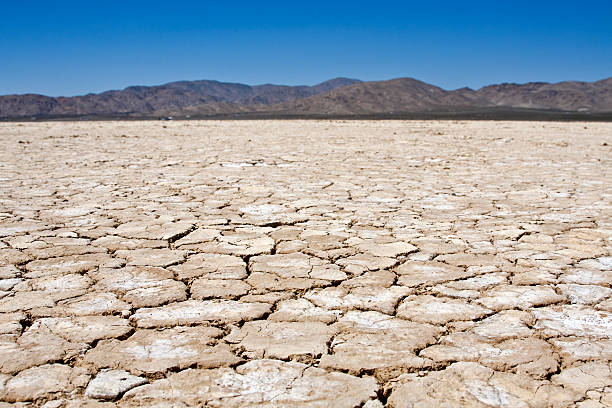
top-left (1, 1), bottom-right (611, 96)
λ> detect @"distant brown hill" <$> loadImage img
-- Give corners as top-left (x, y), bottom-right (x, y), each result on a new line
top-left (475, 77), bottom-right (612, 112)
top-left (0, 77), bottom-right (361, 118)
top-left (1, 76), bottom-right (611, 119)
top-left (265, 77), bottom-right (612, 116)
top-left (268, 78), bottom-right (483, 115)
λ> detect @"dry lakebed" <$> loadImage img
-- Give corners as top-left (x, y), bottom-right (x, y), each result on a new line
top-left (0, 120), bottom-right (610, 407)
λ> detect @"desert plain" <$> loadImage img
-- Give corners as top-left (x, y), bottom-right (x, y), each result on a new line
top-left (0, 119), bottom-right (611, 407)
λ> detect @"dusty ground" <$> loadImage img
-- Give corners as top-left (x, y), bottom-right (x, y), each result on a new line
top-left (0, 120), bottom-right (611, 407)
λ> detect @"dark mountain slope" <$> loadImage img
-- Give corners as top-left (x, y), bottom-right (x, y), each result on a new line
top-left (269, 78), bottom-right (483, 115)
top-left (1, 76), bottom-right (611, 119)
top-left (258, 77), bottom-right (612, 116)
top-left (0, 78), bottom-right (361, 118)
top-left (475, 78), bottom-right (612, 111)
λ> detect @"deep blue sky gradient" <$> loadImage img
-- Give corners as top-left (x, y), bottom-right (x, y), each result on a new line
top-left (1, 0), bottom-right (611, 96)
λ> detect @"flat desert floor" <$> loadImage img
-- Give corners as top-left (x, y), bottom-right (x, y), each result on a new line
top-left (0, 120), bottom-right (611, 407)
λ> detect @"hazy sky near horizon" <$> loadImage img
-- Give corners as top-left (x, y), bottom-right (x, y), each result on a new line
top-left (1, 1), bottom-right (611, 96)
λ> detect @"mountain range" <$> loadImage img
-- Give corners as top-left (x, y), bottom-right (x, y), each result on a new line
top-left (1, 76), bottom-right (611, 120)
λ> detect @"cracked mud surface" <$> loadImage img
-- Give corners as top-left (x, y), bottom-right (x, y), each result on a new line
top-left (0, 120), bottom-right (611, 407)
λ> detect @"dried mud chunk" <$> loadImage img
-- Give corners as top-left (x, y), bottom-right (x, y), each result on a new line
top-left (420, 333), bottom-right (558, 378)
top-left (269, 298), bottom-right (342, 323)
top-left (519, 233), bottom-right (554, 244)
top-left (396, 295), bottom-right (491, 324)
top-left (305, 285), bottom-right (412, 315)
top-left (24, 244), bottom-right (106, 260)
top-left (470, 310), bottom-right (535, 340)
top-left (436, 271), bottom-right (508, 294)
top-left (302, 233), bottom-right (347, 251)
top-left (114, 248), bottom-right (187, 267)
top-left (190, 278), bottom-right (250, 299)
top-left (436, 253), bottom-right (508, 269)
top-left (130, 299), bottom-right (271, 328)
top-left (555, 244), bottom-right (608, 260)
top-left (174, 228), bottom-right (220, 246)
top-left (29, 273), bottom-right (92, 301)
top-left (247, 272), bottom-right (328, 292)
top-left (533, 305), bottom-right (612, 338)
top-left (93, 266), bottom-right (187, 307)
top-left (340, 270), bottom-right (396, 288)
top-left (94, 265), bottom-right (176, 291)
top-left (239, 203), bottom-right (295, 223)
top-left (428, 285), bottom-right (479, 299)
top-left (0, 374), bottom-right (8, 399)
top-left (84, 326), bottom-right (240, 375)
top-left (395, 261), bottom-right (473, 287)
top-left (0, 265), bottom-right (19, 279)
top-left (335, 310), bottom-right (437, 332)
top-left (24, 253), bottom-right (112, 278)
top-left (0, 323), bottom-right (86, 374)
top-left (169, 253), bottom-right (246, 280)
top-left (92, 236), bottom-right (167, 252)
top-left (121, 359), bottom-right (378, 407)
top-left (320, 333), bottom-right (433, 381)
top-left (363, 400), bottom-right (385, 408)
top-left (4, 364), bottom-right (90, 402)
top-left (114, 220), bottom-right (194, 240)
top-left (276, 240), bottom-right (308, 253)
top-left (309, 263), bottom-right (348, 281)
top-left (557, 284), bottom-right (612, 305)
top-left (121, 280), bottom-right (187, 308)
top-left (270, 226), bottom-right (303, 241)
top-left (0, 291), bottom-right (55, 313)
top-left (560, 268), bottom-right (611, 285)
top-left (31, 316), bottom-right (131, 343)
top-left (0, 312), bottom-right (24, 336)
top-left (577, 257), bottom-right (612, 270)
top-left (249, 252), bottom-right (324, 278)
top-left (320, 320), bottom-right (439, 380)
top-left (550, 338), bottom-right (612, 365)
top-left (355, 241), bottom-right (417, 257)
top-left (85, 370), bottom-right (147, 400)
top-left (552, 362), bottom-right (612, 394)
top-left (575, 398), bottom-right (608, 408)
top-left (336, 253), bottom-right (397, 273)
top-left (227, 321), bottom-right (335, 359)
top-left (35, 292), bottom-right (129, 317)
top-left (412, 237), bottom-right (467, 254)
top-left (511, 270), bottom-right (558, 285)
top-left (0, 249), bottom-right (31, 266)
top-left (597, 298), bottom-right (612, 312)
top-left (387, 362), bottom-right (575, 408)
top-left (476, 285), bottom-right (565, 311)
top-left (0, 277), bottom-right (21, 291)
top-left (0, 221), bottom-right (46, 238)
top-left (7, 235), bottom-right (44, 250)
top-left (240, 291), bottom-right (293, 304)
top-left (41, 206), bottom-right (94, 219)
top-left (197, 235), bottom-right (274, 256)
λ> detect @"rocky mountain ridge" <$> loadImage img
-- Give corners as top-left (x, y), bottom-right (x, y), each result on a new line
top-left (1, 76), bottom-right (611, 119)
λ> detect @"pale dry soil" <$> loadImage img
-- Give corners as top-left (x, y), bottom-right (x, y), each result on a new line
top-left (0, 120), bottom-right (611, 407)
